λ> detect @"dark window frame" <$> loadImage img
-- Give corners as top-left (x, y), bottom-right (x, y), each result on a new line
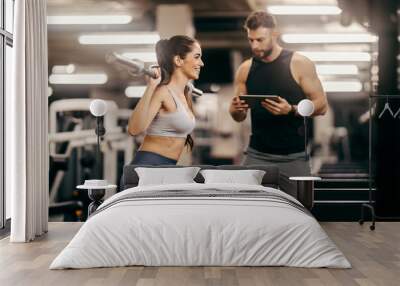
top-left (1, 0), bottom-right (14, 233)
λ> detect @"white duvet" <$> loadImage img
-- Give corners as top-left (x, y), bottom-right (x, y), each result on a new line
top-left (50, 183), bottom-right (351, 269)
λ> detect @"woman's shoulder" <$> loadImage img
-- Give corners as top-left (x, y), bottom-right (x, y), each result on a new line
top-left (152, 84), bottom-right (169, 101)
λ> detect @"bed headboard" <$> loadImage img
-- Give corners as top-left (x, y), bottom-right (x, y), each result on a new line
top-left (121, 164), bottom-right (280, 190)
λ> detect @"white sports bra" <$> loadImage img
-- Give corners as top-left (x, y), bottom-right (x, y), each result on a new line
top-left (146, 87), bottom-right (195, 138)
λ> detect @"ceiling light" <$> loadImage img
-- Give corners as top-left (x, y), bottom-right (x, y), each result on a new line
top-left (125, 86), bottom-right (147, 97)
top-left (79, 33), bottom-right (160, 45)
top-left (322, 81), bottom-right (363, 92)
top-left (49, 73), bottom-right (108, 85)
top-left (52, 64), bottom-right (76, 74)
top-left (316, 65), bottom-right (359, 75)
top-left (281, 33), bottom-right (378, 44)
top-left (267, 5), bottom-right (342, 15)
top-left (121, 52), bottom-right (157, 63)
top-left (298, 51), bottom-right (371, 62)
top-left (47, 15), bottom-right (132, 25)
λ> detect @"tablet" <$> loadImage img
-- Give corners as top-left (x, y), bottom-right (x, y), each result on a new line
top-left (239, 95), bottom-right (280, 108)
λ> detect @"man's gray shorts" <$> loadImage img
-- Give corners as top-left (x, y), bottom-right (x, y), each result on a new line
top-left (242, 147), bottom-right (311, 198)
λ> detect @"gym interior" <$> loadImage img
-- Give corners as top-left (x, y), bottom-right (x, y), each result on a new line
top-left (1, 0), bottom-right (400, 285)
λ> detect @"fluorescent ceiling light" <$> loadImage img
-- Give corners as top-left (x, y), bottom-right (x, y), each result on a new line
top-left (47, 15), bottom-right (132, 25)
top-left (316, 64), bottom-right (359, 75)
top-left (121, 52), bottom-right (157, 62)
top-left (322, 81), bottom-right (362, 92)
top-left (52, 64), bottom-right (76, 74)
top-left (79, 33), bottom-right (160, 45)
top-left (125, 86), bottom-right (147, 97)
top-left (298, 51), bottom-right (371, 62)
top-left (49, 73), bottom-right (108, 85)
top-left (267, 5), bottom-right (342, 15)
top-left (282, 33), bottom-right (378, 44)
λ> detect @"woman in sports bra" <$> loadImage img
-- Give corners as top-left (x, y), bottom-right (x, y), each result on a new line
top-left (127, 35), bottom-right (204, 165)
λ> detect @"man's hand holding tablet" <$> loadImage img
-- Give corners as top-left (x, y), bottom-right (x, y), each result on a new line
top-left (231, 96), bottom-right (249, 113)
top-left (239, 95), bottom-right (295, 116)
top-left (239, 95), bottom-right (279, 108)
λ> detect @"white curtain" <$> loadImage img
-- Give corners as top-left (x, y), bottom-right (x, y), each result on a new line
top-left (7, 0), bottom-right (49, 242)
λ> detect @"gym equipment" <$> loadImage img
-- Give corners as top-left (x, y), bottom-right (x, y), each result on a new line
top-left (48, 99), bottom-right (135, 220)
top-left (106, 52), bottom-right (203, 96)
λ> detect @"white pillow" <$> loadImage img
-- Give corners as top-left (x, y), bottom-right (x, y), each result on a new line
top-left (200, 169), bottom-right (266, 185)
top-left (135, 167), bottom-right (201, 186)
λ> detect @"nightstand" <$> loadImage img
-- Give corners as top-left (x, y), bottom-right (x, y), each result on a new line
top-left (289, 176), bottom-right (321, 210)
top-left (77, 180), bottom-right (117, 216)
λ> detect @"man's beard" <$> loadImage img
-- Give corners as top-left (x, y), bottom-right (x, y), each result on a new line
top-left (254, 47), bottom-right (273, 59)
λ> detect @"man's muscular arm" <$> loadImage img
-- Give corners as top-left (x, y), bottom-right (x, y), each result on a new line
top-left (229, 60), bottom-right (251, 122)
top-left (293, 53), bottom-right (327, 116)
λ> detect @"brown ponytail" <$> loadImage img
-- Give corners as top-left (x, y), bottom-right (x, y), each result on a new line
top-left (184, 85), bottom-right (194, 150)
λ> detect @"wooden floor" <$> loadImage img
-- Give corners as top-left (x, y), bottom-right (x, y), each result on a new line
top-left (0, 222), bottom-right (399, 286)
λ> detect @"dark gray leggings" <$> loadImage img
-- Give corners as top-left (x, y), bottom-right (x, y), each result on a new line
top-left (120, 151), bottom-right (177, 191)
top-left (131, 151), bottom-right (177, 165)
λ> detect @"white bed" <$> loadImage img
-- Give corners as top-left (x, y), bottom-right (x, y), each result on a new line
top-left (50, 182), bottom-right (351, 269)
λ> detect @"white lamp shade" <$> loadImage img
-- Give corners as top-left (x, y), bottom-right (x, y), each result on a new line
top-left (297, 99), bottom-right (314, 117)
top-left (89, 99), bottom-right (107, 117)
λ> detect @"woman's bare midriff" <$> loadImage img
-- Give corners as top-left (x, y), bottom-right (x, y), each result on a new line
top-left (139, 135), bottom-right (186, 160)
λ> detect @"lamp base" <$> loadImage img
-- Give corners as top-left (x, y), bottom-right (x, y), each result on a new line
top-left (87, 189), bottom-right (105, 216)
top-left (289, 177), bottom-right (321, 210)
top-left (297, 180), bottom-right (314, 210)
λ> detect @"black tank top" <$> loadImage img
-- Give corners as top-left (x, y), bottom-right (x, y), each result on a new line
top-left (245, 49), bottom-right (306, 155)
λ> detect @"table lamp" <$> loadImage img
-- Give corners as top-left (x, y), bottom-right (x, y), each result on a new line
top-left (297, 99), bottom-right (315, 161)
top-left (89, 99), bottom-right (107, 174)
top-left (77, 99), bottom-right (116, 216)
